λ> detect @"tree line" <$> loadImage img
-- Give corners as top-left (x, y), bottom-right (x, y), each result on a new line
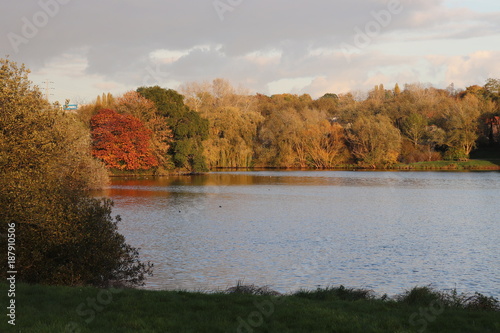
top-left (77, 78), bottom-right (500, 173)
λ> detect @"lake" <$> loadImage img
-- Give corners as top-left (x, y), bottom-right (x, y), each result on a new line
top-left (100, 171), bottom-right (500, 298)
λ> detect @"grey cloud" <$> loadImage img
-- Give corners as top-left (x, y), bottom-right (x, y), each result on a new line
top-left (1, 0), bottom-right (498, 98)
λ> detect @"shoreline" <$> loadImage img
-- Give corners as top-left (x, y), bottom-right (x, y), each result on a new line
top-left (106, 159), bottom-right (500, 178)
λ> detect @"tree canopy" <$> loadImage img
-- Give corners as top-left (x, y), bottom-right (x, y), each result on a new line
top-left (91, 108), bottom-right (159, 171)
top-left (137, 86), bottom-right (209, 172)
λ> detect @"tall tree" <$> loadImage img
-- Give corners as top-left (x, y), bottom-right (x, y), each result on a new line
top-left (394, 83), bottom-right (401, 95)
top-left (137, 86), bottom-right (209, 172)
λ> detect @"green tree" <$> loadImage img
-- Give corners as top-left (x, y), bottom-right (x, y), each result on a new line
top-left (0, 58), bottom-right (152, 287)
top-left (484, 78), bottom-right (500, 103)
top-left (137, 86), bottom-right (209, 172)
top-left (313, 93), bottom-right (339, 116)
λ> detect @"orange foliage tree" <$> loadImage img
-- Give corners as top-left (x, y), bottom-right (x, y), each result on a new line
top-left (114, 91), bottom-right (173, 168)
top-left (91, 109), bottom-right (159, 170)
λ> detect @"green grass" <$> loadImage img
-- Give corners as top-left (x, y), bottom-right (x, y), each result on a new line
top-left (395, 159), bottom-right (500, 170)
top-left (395, 146), bottom-right (500, 170)
top-left (1, 283), bottom-right (499, 333)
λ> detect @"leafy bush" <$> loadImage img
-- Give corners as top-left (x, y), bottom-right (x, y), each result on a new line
top-left (0, 58), bottom-right (152, 287)
top-left (444, 147), bottom-right (469, 161)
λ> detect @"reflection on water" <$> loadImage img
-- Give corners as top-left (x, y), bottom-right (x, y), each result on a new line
top-left (99, 171), bottom-right (500, 297)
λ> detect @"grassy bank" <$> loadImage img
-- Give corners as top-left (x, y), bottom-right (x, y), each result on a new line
top-left (1, 283), bottom-right (498, 332)
top-left (395, 159), bottom-right (500, 170)
top-left (214, 158), bottom-right (500, 172)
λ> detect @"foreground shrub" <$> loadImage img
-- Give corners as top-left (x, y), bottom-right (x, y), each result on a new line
top-left (0, 58), bottom-right (152, 287)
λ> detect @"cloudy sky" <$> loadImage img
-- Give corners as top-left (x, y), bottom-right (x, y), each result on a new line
top-left (1, 0), bottom-right (500, 103)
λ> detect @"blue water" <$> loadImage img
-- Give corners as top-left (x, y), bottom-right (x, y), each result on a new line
top-left (101, 171), bottom-right (500, 297)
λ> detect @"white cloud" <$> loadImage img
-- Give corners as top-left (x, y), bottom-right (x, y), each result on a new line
top-left (427, 50), bottom-right (500, 87)
top-left (149, 49), bottom-right (190, 64)
top-left (267, 77), bottom-right (316, 96)
top-left (243, 49), bottom-right (282, 66)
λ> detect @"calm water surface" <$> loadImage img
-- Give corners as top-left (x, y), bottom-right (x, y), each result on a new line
top-left (101, 171), bottom-right (500, 297)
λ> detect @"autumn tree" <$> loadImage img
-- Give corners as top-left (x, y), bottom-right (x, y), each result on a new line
top-left (203, 106), bottom-right (262, 168)
top-left (372, 85), bottom-right (452, 162)
top-left (394, 83), bottom-right (401, 95)
top-left (347, 114), bottom-right (402, 167)
top-left (75, 93), bottom-right (117, 128)
top-left (256, 94), bottom-right (350, 168)
top-left (115, 91), bottom-right (173, 169)
top-left (441, 95), bottom-right (482, 159)
top-left (300, 119), bottom-right (351, 168)
top-left (181, 79), bottom-right (262, 168)
top-left (91, 108), bottom-right (159, 170)
top-left (96, 92), bottom-right (115, 108)
top-left (0, 58), bottom-right (152, 287)
top-left (313, 93), bottom-right (340, 117)
top-left (401, 112), bottom-right (428, 147)
top-left (257, 107), bottom-right (305, 167)
top-left (368, 84), bottom-right (386, 101)
top-left (336, 93), bottom-right (361, 124)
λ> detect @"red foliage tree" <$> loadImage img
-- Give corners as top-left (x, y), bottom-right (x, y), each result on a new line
top-left (91, 109), bottom-right (159, 170)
